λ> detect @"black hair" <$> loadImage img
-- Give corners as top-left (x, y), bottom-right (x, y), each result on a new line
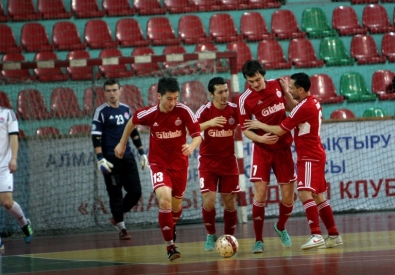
top-left (157, 77), bottom-right (180, 96)
top-left (207, 77), bottom-right (226, 94)
top-left (103, 79), bottom-right (120, 89)
top-left (291, 73), bottom-right (311, 92)
top-left (241, 60), bottom-right (266, 79)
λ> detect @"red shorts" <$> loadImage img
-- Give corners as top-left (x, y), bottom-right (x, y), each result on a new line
top-left (198, 156), bottom-right (240, 194)
top-left (149, 165), bottom-right (188, 199)
top-left (250, 144), bottom-right (296, 184)
top-left (296, 160), bottom-right (327, 194)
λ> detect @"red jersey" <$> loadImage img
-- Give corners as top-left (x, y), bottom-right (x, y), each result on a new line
top-left (238, 79), bottom-right (293, 150)
top-left (195, 101), bottom-right (239, 158)
top-left (280, 95), bottom-right (326, 162)
top-left (132, 103), bottom-right (201, 170)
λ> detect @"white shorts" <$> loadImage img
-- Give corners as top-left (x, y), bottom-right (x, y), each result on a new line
top-left (0, 166), bottom-right (14, 192)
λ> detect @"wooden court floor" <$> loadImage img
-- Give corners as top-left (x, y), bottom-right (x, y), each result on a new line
top-left (1, 212), bottom-right (395, 275)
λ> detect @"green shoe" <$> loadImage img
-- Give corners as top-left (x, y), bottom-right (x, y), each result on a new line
top-left (274, 222), bottom-right (292, 247)
top-left (204, 234), bottom-right (217, 251)
top-left (252, 241), bottom-right (264, 253)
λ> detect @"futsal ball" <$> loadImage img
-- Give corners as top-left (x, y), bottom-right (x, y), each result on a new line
top-left (215, 234), bottom-right (239, 258)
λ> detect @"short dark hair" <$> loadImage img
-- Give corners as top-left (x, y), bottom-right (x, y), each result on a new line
top-left (241, 60), bottom-right (266, 79)
top-left (291, 73), bottom-right (311, 92)
top-left (207, 77), bottom-right (226, 94)
top-left (157, 77), bottom-right (179, 96)
top-left (103, 79), bottom-right (120, 89)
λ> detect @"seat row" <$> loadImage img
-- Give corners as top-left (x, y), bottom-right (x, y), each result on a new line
top-left (329, 107), bottom-right (393, 120)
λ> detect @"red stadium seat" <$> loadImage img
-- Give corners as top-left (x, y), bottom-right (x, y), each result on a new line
top-left (330, 109), bottom-right (356, 120)
top-left (226, 41), bottom-right (254, 72)
top-left (21, 23), bottom-right (55, 52)
top-left (351, 34), bottom-right (386, 65)
top-left (372, 70), bottom-right (395, 100)
top-left (83, 86), bottom-right (106, 116)
top-left (247, 0), bottom-right (281, 9)
top-left (351, 0), bottom-right (379, 4)
top-left (98, 48), bottom-right (134, 78)
top-left (332, 6), bottom-right (367, 36)
top-left (131, 47), bottom-right (161, 76)
top-left (36, 127), bottom-right (61, 138)
top-left (288, 38), bottom-right (324, 68)
top-left (209, 13), bottom-right (243, 43)
top-left (38, 0), bottom-right (72, 19)
top-left (362, 4), bottom-right (395, 34)
top-left (71, 0), bottom-right (105, 18)
top-left (148, 83), bottom-right (159, 106)
top-left (0, 3), bottom-right (9, 22)
top-left (147, 17), bottom-right (181, 46)
top-left (116, 18), bottom-right (150, 48)
top-left (164, 0), bottom-right (197, 13)
top-left (310, 74), bottom-right (344, 104)
top-left (102, 0), bottom-right (135, 16)
top-left (181, 80), bottom-right (208, 112)
top-left (0, 25), bottom-right (21, 54)
top-left (53, 22), bottom-right (87, 51)
top-left (120, 84), bottom-right (145, 113)
top-left (257, 40), bottom-right (292, 70)
top-left (84, 19), bottom-right (118, 49)
top-left (178, 15), bottom-right (212, 45)
top-left (271, 10), bottom-right (306, 40)
top-left (192, 0), bottom-right (223, 12)
top-left (382, 32), bottom-right (395, 63)
top-left (50, 87), bottom-right (84, 118)
top-left (240, 12), bottom-right (275, 42)
top-left (7, 0), bottom-right (41, 21)
top-left (194, 42), bottom-right (228, 73)
top-left (0, 91), bottom-right (12, 109)
top-left (33, 51), bottom-right (69, 82)
top-left (162, 45), bottom-right (193, 75)
top-left (133, 0), bottom-right (166, 15)
top-left (67, 50), bottom-right (101, 80)
top-left (220, 0), bottom-right (250, 10)
top-left (1, 53), bottom-right (36, 84)
top-left (69, 124), bottom-right (92, 136)
top-left (17, 89), bottom-right (50, 120)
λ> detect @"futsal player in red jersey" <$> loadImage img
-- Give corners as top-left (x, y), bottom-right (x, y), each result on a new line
top-left (195, 77), bottom-right (240, 251)
top-left (238, 60), bottom-right (298, 253)
top-left (114, 77), bottom-right (202, 261)
top-left (245, 72), bottom-right (343, 250)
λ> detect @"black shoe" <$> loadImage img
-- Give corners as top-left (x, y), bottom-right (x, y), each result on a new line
top-left (173, 225), bottom-right (177, 242)
top-left (167, 245), bottom-right (181, 261)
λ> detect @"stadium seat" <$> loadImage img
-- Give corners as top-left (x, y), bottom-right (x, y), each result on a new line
top-left (310, 74), bottom-right (344, 104)
top-left (36, 126), bottom-right (61, 138)
top-left (50, 87), bottom-right (84, 118)
top-left (1, 53), bottom-right (36, 84)
top-left (53, 22), bottom-right (87, 51)
top-left (330, 108), bottom-right (356, 120)
top-left (372, 70), bottom-right (395, 100)
top-left (209, 13), bottom-right (244, 43)
top-left (226, 41), bottom-right (254, 72)
top-left (178, 15), bottom-right (212, 45)
top-left (131, 47), bottom-right (161, 76)
top-left (240, 12), bottom-right (275, 41)
top-left (181, 80), bottom-right (208, 112)
top-left (71, 0), bottom-right (105, 18)
top-left (164, 0), bottom-right (197, 13)
top-left (301, 7), bottom-right (338, 38)
top-left (0, 91), bottom-right (12, 109)
top-left (120, 84), bottom-right (145, 113)
top-left (0, 25), bottom-right (21, 54)
top-left (84, 19), bottom-right (118, 49)
top-left (148, 83), bottom-right (159, 106)
top-left (21, 23), bottom-right (55, 52)
top-left (192, 0), bottom-right (224, 12)
top-left (133, 0), bottom-right (166, 15)
top-left (362, 4), bottom-right (395, 34)
top-left (146, 17), bottom-right (182, 46)
top-left (271, 10), bottom-right (306, 40)
top-left (69, 124), bottom-right (92, 136)
top-left (332, 6), bottom-right (367, 36)
top-left (340, 72), bottom-right (377, 102)
top-left (319, 36), bottom-right (355, 66)
top-left (162, 45), bottom-right (194, 75)
top-left (7, 0), bottom-right (41, 21)
top-left (194, 42), bottom-right (228, 73)
top-left (363, 107), bottom-right (388, 118)
top-left (288, 38), bottom-right (324, 68)
top-left (220, 0), bottom-right (250, 10)
top-left (247, 0), bottom-right (281, 9)
top-left (67, 50), bottom-right (101, 80)
top-left (257, 40), bottom-right (292, 70)
top-left (382, 32), bottom-right (395, 62)
top-left (116, 18), bottom-right (150, 48)
top-left (98, 48), bottom-right (134, 78)
top-left (33, 51), bottom-right (69, 82)
top-left (102, 0), bottom-right (135, 16)
top-left (350, 34), bottom-right (386, 65)
top-left (351, 0), bottom-right (379, 4)
top-left (38, 0), bottom-right (72, 19)
top-left (0, 3), bottom-right (9, 22)
top-left (83, 86), bottom-right (106, 116)
top-left (17, 89), bottom-right (50, 120)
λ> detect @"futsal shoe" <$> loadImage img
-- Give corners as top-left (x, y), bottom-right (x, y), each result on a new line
top-left (119, 228), bottom-right (131, 240)
top-left (204, 234), bottom-right (217, 251)
top-left (22, 219), bottom-right (33, 244)
top-left (274, 222), bottom-right (292, 247)
top-left (319, 235), bottom-right (343, 248)
top-left (301, 234), bottom-right (324, 250)
top-left (167, 245), bottom-right (181, 261)
top-left (252, 241), bottom-right (264, 253)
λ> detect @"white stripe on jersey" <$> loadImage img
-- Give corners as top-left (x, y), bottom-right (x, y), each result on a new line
top-left (288, 98), bottom-right (307, 118)
top-left (137, 105), bottom-right (157, 119)
top-left (195, 102), bottom-right (211, 118)
top-left (176, 103), bottom-right (198, 122)
top-left (92, 103), bottom-right (109, 121)
top-left (238, 88), bottom-right (253, 115)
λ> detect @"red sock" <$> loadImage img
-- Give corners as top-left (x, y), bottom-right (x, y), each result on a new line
top-left (318, 200), bottom-right (339, 235)
top-left (303, 199), bottom-right (321, 235)
top-left (158, 209), bottom-right (174, 242)
top-left (276, 201), bottom-right (293, 231)
top-left (224, 209), bottom-right (237, 235)
top-left (252, 200), bottom-right (265, 242)
top-left (202, 207), bottom-right (216, 234)
top-left (172, 209), bottom-right (182, 226)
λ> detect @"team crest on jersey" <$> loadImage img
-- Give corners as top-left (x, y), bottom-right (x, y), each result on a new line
top-left (92, 124), bottom-right (96, 130)
top-left (228, 117), bottom-right (235, 125)
top-left (0, 117), bottom-right (4, 123)
top-left (175, 118), bottom-right (182, 126)
top-left (276, 89), bottom-right (282, 97)
top-left (124, 112), bottom-right (130, 119)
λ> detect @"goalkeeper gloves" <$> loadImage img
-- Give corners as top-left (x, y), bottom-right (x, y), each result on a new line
top-left (140, 154), bottom-right (148, 170)
top-left (97, 154), bottom-right (113, 174)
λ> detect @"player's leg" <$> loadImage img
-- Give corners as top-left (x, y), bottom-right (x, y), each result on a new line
top-left (120, 155), bottom-right (142, 213)
top-left (218, 174), bottom-right (239, 237)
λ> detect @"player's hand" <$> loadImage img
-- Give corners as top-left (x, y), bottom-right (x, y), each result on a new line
top-left (244, 119), bottom-right (263, 130)
top-left (114, 143), bottom-right (126, 159)
top-left (9, 159), bottom-right (17, 173)
top-left (258, 133), bottom-right (279, 145)
top-left (97, 157), bottom-right (113, 174)
top-left (182, 144), bottom-right (194, 156)
top-left (210, 116), bottom-right (227, 128)
top-left (278, 77), bottom-right (288, 93)
top-left (140, 154), bottom-right (148, 170)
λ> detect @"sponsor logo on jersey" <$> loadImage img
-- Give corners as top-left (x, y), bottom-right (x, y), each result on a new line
top-left (208, 129), bottom-right (234, 137)
top-left (109, 115), bottom-right (114, 119)
top-left (156, 130), bottom-right (182, 139)
top-left (257, 100), bottom-right (263, 105)
top-left (229, 117), bottom-right (235, 125)
top-left (261, 102), bottom-right (285, 117)
top-left (153, 122), bottom-right (159, 127)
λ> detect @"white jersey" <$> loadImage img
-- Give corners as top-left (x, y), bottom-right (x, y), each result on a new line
top-left (0, 108), bottom-right (18, 167)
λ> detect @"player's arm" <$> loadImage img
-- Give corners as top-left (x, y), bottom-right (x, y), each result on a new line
top-left (92, 133), bottom-right (114, 174)
top-left (242, 129), bottom-right (279, 144)
top-left (130, 128), bottom-right (148, 170)
top-left (244, 119), bottom-right (287, 136)
top-left (114, 119), bottom-right (136, 159)
top-left (278, 78), bottom-right (298, 112)
top-left (9, 134), bottom-right (18, 173)
top-left (182, 135), bottom-right (202, 156)
top-left (199, 116), bottom-right (227, 131)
